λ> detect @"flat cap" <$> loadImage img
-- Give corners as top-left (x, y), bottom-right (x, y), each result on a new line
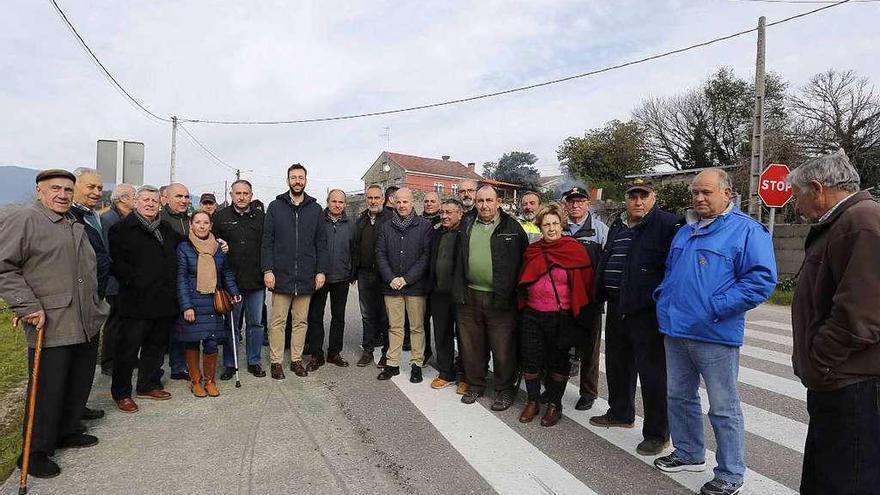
top-left (35, 168), bottom-right (76, 183)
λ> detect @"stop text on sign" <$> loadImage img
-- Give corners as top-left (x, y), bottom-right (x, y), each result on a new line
top-left (760, 179), bottom-right (791, 192)
top-left (758, 163), bottom-right (793, 208)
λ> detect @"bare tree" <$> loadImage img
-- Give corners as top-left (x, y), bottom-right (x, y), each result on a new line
top-left (789, 69), bottom-right (880, 186)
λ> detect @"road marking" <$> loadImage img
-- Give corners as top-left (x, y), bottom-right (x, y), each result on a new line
top-left (745, 328), bottom-right (793, 346)
top-left (751, 320), bottom-right (793, 332)
top-left (598, 355), bottom-right (806, 453)
top-left (738, 366), bottom-right (806, 402)
top-left (740, 344), bottom-right (793, 367)
top-left (390, 366), bottom-right (598, 495)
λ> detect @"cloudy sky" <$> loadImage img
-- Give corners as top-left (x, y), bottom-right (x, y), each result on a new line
top-left (2, 0), bottom-right (878, 203)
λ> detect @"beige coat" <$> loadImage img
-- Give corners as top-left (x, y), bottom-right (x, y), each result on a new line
top-left (0, 201), bottom-right (108, 348)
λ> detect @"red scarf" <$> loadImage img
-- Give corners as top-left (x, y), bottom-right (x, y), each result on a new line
top-left (518, 236), bottom-right (594, 317)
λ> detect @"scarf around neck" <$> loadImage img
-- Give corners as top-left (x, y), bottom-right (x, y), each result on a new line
top-left (518, 236), bottom-right (594, 317)
top-left (135, 211), bottom-right (164, 244)
top-left (392, 211), bottom-right (415, 231)
top-left (188, 231), bottom-right (219, 294)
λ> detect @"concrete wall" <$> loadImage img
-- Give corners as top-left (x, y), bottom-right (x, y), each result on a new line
top-left (773, 223), bottom-right (809, 279)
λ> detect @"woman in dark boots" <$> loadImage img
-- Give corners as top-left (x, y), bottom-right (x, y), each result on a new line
top-left (175, 210), bottom-right (240, 398)
top-left (517, 204), bottom-right (594, 427)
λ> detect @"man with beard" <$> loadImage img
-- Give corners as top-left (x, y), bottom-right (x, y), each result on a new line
top-left (262, 163), bottom-right (328, 379)
top-left (354, 185), bottom-right (391, 367)
top-left (457, 179), bottom-right (477, 219)
top-left (517, 191), bottom-right (542, 243)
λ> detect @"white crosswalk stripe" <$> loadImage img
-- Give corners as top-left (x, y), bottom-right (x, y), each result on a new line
top-left (740, 344), bottom-right (793, 367)
top-left (745, 328), bottom-right (793, 346)
top-left (751, 320), bottom-right (794, 332)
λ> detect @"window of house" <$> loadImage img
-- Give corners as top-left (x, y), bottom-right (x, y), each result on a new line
top-left (451, 183), bottom-right (459, 194)
top-left (434, 182), bottom-right (444, 194)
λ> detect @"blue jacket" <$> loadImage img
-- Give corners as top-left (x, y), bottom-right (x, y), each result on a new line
top-left (321, 209), bottom-right (356, 284)
top-left (70, 204), bottom-right (111, 298)
top-left (100, 206), bottom-right (125, 296)
top-left (376, 214), bottom-right (434, 296)
top-left (654, 206), bottom-right (777, 347)
top-left (174, 241), bottom-right (239, 342)
top-left (261, 192), bottom-right (329, 295)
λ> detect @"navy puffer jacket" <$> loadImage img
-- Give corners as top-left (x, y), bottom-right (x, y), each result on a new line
top-left (173, 241), bottom-right (240, 343)
top-left (261, 192), bottom-right (329, 295)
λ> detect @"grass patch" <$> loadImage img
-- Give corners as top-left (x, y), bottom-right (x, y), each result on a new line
top-left (769, 288), bottom-right (795, 306)
top-left (0, 304), bottom-right (28, 480)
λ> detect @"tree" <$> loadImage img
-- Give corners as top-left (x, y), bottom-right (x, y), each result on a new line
top-left (789, 69), bottom-right (880, 187)
top-left (633, 67), bottom-right (787, 170)
top-left (655, 182), bottom-right (692, 215)
top-left (482, 151), bottom-right (542, 189)
top-left (557, 120), bottom-right (650, 199)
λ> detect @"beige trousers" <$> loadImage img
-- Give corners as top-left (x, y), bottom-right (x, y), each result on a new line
top-left (383, 295), bottom-right (426, 368)
top-left (268, 292), bottom-right (311, 364)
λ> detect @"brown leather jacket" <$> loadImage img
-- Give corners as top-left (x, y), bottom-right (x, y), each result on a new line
top-left (792, 191), bottom-right (880, 391)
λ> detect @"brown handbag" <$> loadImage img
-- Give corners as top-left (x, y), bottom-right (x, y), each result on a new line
top-left (213, 288), bottom-right (234, 314)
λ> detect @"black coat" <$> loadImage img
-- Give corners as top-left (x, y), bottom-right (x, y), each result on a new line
top-left (453, 211), bottom-right (528, 309)
top-left (261, 192), bottom-right (328, 295)
top-left (70, 205), bottom-right (110, 298)
top-left (376, 214), bottom-right (434, 296)
top-left (353, 208), bottom-right (389, 272)
top-left (429, 225), bottom-right (459, 293)
top-left (595, 207), bottom-right (682, 315)
top-left (212, 205), bottom-right (265, 291)
top-left (321, 209), bottom-right (356, 283)
top-left (108, 213), bottom-right (183, 319)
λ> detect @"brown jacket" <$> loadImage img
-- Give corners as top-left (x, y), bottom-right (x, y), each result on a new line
top-left (0, 202), bottom-right (108, 348)
top-left (792, 191), bottom-right (880, 391)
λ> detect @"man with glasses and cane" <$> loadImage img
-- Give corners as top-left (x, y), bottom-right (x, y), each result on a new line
top-left (0, 169), bottom-right (109, 489)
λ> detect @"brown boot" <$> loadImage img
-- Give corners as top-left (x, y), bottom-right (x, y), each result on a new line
top-left (186, 350), bottom-right (207, 398)
top-left (519, 401), bottom-right (540, 423)
top-left (541, 404), bottom-right (562, 427)
top-left (203, 353), bottom-right (220, 397)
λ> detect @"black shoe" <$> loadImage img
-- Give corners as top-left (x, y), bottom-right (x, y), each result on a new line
top-left (491, 390), bottom-right (515, 411)
top-left (574, 396), bottom-right (595, 411)
top-left (653, 452), bottom-right (707, 473)
top-left (17, 452), bottom-right (60, 478)
top-left (170, 370), bottom-right (190, 381)
top-left (220, 367), bottom-right (236, 381)
top-left (410, 365), bottom-right (423, 383)
top-left (378, 366), bottom-right (400, 380)
top-left (700, 478), bottom-right (743, 495)
top-left (539, 390), bottom-right (550, 404)
top-left (82, 407), bottom-right (105, 420)
top-left (57, 433), bottom-right (99, 449)
top-left (637, 437), bottom-right (670, 456)
top-left (460, 389), bottom-right (482, 404)
top-left (72, 422), bottom-right (87, 435)
top-left (247, 364), bottom-right (267, 377)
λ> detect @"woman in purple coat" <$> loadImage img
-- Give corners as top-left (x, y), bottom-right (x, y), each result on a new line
top-left (175, 210), bottom-right (240, 397)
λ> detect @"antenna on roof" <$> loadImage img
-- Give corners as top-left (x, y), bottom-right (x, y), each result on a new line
top-left (380, 125), bottom-right (391, 150)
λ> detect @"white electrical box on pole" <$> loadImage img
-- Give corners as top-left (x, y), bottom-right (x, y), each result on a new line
top-left (170, 115), bottom-right (178, 183)
top-left (748, 17), bottom-right (766, 221)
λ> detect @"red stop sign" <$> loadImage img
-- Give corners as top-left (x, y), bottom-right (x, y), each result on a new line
top-left (758, 163), bottom-right (792, 208)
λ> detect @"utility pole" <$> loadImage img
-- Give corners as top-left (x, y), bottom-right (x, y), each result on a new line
top-left (748, 17), bottom-right (766, 220)
top-left (170, 115), bottom-right (178, 183)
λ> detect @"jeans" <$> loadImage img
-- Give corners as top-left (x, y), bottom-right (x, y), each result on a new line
top-left (169, 339), bottom-right (186, 374)
top-left (801, 378), bottom-right (880, 494)
top-left (665, 336), bottom-right (745, 485)
top-left (225, 288), bottom-right (265, 367)
top-left (307, 281), bottom-right (350, 357)
top-left (357, 269), bottom-right (388, 353)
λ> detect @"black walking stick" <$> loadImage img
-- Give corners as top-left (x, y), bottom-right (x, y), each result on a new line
top-left (18, 318), bottom-right (45, 495)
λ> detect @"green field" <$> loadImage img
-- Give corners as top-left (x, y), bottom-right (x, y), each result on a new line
top-left (0, 305), bottom-right (28, 481)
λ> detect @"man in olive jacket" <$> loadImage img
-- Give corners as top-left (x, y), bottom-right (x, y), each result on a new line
top-left (0, 169), bottom-right (108, 478)
top-left (789, 150), bottom-right (880, 494)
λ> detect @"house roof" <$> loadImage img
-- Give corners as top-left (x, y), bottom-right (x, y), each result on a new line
top-left (480, 178), bottom-right (521, 188)
top-left (385, 152), bottom-right (484, 181)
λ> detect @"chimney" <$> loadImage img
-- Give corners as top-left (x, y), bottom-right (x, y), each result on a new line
top-left (467, 162), bottom-right (475, 172)
top-left (442, 155), bottom-right (450, 161)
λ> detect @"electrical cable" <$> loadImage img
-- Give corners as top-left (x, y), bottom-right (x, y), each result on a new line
top-left (177, 123), bottom-right (237, 171)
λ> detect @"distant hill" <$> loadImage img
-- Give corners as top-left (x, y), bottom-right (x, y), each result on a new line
top-left (0, 166), bottom-right (38, 206)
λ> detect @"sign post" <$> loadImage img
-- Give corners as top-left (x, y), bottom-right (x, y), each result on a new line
top-left (758, 163), bottom-right (793, 235)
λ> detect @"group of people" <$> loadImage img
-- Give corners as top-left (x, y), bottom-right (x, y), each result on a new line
top-left (1, 149), bottom-right (877, 495)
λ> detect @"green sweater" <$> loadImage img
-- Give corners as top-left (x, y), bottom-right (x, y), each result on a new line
top-left (467, 214), bottom-right (499, 292)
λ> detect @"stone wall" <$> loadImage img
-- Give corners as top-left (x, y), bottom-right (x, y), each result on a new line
top-left (773, 223), bottom-right (809, 279)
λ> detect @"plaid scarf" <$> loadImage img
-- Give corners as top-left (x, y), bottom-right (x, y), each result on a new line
top-left (134, 210), bottom-right (164, 244)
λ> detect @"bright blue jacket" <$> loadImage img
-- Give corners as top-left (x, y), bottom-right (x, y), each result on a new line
top-left (654, 207), bottom-right (777, 347)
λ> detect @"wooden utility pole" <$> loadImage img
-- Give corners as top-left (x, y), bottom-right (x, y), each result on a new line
top-left (170, 115), bottom-right (178, 183)
top-left (748, 17), bottom-right (766, 220)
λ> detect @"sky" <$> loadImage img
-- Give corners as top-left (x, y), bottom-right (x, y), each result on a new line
top-left (2, 0), bottom-right (878, 204)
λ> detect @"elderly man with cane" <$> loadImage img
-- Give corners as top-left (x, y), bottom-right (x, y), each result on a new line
top-left (0, 169), bottom-right (109, 485)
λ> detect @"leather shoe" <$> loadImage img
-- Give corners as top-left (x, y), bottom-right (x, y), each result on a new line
top-left (456, 381), bottom-right (469, 395)
top-left (460, 389), bottom-right (482, 404)
top-left (376, 354), bottom-right (387, 369)
top-left (247, 364), bottom-right (267, 377)
top-left (491, 390), bottom-right (515, 411)
top-left (82, 407), bottom-right (104, 420)
top-left (409, 365), bottom-right (423, 383)
top-left (170, 370), bottom-right (190, 381)
top-left (307, 355), bottom-right (325, 372)
top-left (17, 452), bottom-right (60, 478)
top-left (220, 367), bottom-right (236, 381)
top-left (136, 389), bottom-right (172, 401)
top-left (519, 401), bottom-right (540, 423)
top-left (290, 360), bottom-right (308, 377)
top-left (356, 351), bottom-right (373, 367)
top-left (270, 363), bottom-right (285, 380)
top-left (57, 433), bottom-right (99, 449)
top-left (377, 366), bottom-right (400, 380)
top-left (115, 398), bottom-right (139, 413)
top-left (541, 404), bottom-right (562, 427)
top-left (327, 354), bottom-right (349, 367)
top-left (575, 396), bottom-right (595, 411)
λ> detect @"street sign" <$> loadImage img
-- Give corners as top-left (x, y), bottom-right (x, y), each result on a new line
top-left (758, 163), bottom-right (792, 208)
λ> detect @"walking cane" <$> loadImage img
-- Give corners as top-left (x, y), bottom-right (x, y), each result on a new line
top-left (18, 319), bottom-right (45, 495)
top-left (229, 313), bottom-right (241, 388)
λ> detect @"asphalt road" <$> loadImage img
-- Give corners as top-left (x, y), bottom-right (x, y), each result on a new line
top-left (2, 291), bottom-right (803, 495)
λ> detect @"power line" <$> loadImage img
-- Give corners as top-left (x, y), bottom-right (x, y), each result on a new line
top-left (728, 0), bottom-right (873, 4)
top-left (48, 0), bottom-right (170, 123)
top-left (177, 123), bottom-right (237, 171)
top-left (179, 0), bottom-right (852, 126)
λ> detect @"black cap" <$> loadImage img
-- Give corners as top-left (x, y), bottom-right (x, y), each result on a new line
top-left (35, 168), bottom-right (75, 184)
top-left (561, 186), bottom-right (590, 200)
top-left (625, 178), bottom-right (654, 194)
top-left (200, 193), bottom-right (217, 204)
